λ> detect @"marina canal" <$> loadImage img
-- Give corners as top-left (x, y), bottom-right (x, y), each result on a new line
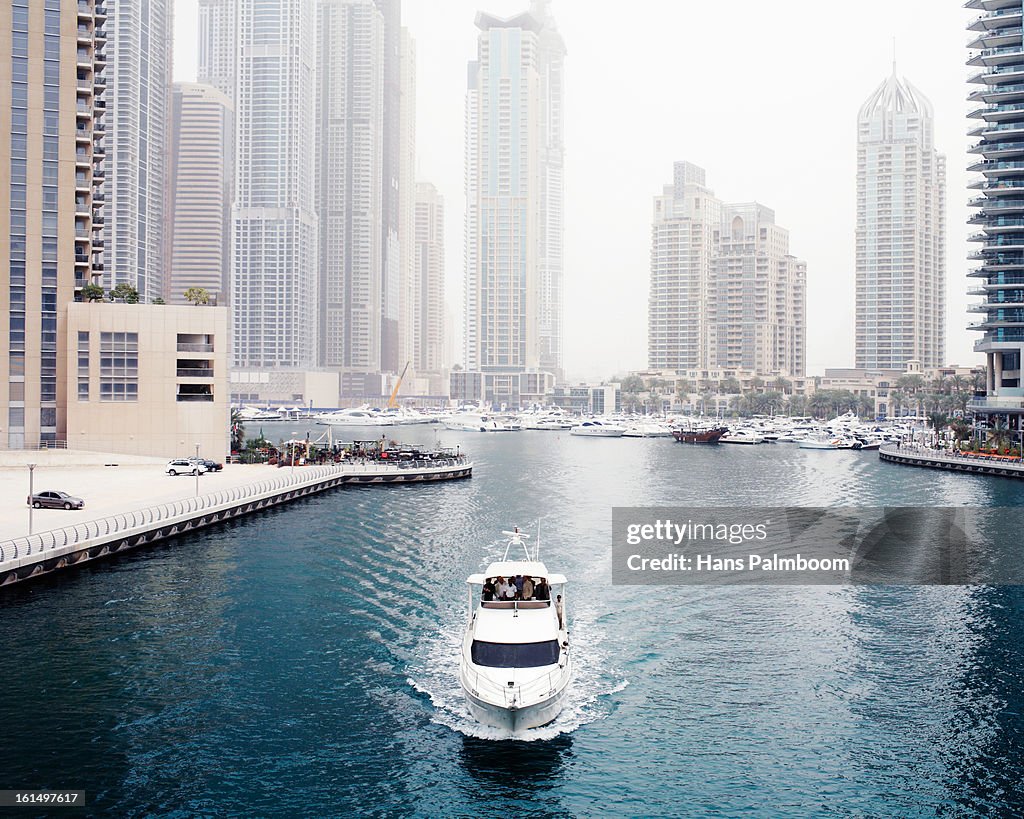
top-left (2, 427), bottom-right (1024, 816)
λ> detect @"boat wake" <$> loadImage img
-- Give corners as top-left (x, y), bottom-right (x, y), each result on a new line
top-left (406, 599), bottom-right (628, 742)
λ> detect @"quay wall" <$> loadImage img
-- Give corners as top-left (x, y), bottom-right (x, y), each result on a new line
top-left (0, 459), bottom-right (471, 588)
top-left (879, 446), bottom-right (1024, 479)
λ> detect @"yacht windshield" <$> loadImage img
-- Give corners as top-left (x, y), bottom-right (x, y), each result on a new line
top-left (470, 640), bottom-right (560, 668)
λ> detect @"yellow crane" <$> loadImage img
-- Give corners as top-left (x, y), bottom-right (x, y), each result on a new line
top-left (388, 362), bottom-right (411, 409)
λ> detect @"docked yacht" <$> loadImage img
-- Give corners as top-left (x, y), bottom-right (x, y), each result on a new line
top-left (720, 428), bottom-right (765, 445)
top-left (443, 412), bottom-right (519, 432)
top-left (460, 529), bottom-right (571, 733)
top-left (570, 419), bottom-right (626, 437)
top-left (316, 407), bottom-right (395, 427)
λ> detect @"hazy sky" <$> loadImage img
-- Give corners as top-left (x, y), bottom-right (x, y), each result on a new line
top-left (174, 0), bottom-right (975, 381)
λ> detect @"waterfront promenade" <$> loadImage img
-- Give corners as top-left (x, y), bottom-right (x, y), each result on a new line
top-left (880, 444), bottom-right (1024, 479)
top-left (0, 449), bottom-right (471, 587)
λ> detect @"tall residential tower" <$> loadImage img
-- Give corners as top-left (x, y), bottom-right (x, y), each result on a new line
top-left (856, 69), bottom-right (946, 370)
top-left (1, 0), bottom-right (107, 448)
top-left (105, 0), bottom-right (173, 301)
top-left (967, 1), bottom-right (1024, 424)
top-left (232, 0), bottom-right (319, 368)
top-left (648, 162), bottom-right (806, 377)
top-left (463, 3), bottom-right (565, 404)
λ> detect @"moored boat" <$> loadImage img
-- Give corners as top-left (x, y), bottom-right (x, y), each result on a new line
top-left (672, 426), bottom-right (729, 444)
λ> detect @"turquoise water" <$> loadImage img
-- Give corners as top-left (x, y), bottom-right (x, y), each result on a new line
top-left (2, 428), bottom-right (1024, 817)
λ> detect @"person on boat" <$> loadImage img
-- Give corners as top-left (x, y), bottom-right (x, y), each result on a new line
top-left (522, 576), bottom-right (535, 600)
top-left (555, 594), bottom-right (564, 630)
top-left (501, 579), bottom-right (517, 601)
top-left (534, 578), bottom-right (550, 601)
top-left (482, 579), bottom-right (496, 602)
top-left (495, 576), bottom-right (509, 599)
top-left (513, 574), bottom-right (525, 598)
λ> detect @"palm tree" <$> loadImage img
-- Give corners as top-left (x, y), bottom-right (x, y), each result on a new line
top-left (970, 369), bottom-right (986, 394)
top-left (786, 395), bottom-right (808, 417)
top-left (772, 376), bottom-right (792, 395)
top-left (856, 395), bottom-right (875, 419)
top-left (889, 389), bottom-right (906, 418)
top-left (720, 377), bottom-right (741, 395)
top-left (988, 418), bottom-right (1013, 453)
top-left (808, 392), bottom-right (832, 419)
top-left (928, 412), bottom-right (949, 447)
top-left (230, 409), bottom-right (246, 453)
top-left (950, 419), bottom-right (972, 450)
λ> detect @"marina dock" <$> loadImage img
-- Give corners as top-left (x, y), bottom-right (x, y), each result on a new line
top-left (0, 456), bottom-right (471, 588)
top-left (879, 445), bottom-right (1024, 479)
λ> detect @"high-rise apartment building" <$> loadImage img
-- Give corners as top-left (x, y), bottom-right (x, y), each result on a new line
top-left (105, 0), bottom-right (172, 301)
top-left (168, 83), bottom-right (233, 304)
top-left (398, 26), bottom-right (417, 375)
top-left (967, 1), bottom-right (1024, 422)
top-left (532, 0), bottom-right (565, 380)
top-left (414, 182), bottom-right (445, 375)
top-left (463, 4), bottom-right (564, 403)
top-left (649, 162), bottom-right (806, 377)
top-left (316, 0), bottom-right (384, 372)
top-left (856, 69), bottom-right (946, 370)
top-left (198, 0), bottom-right (237, 101)
top-left (1, 0), bottom-right (107, 448)
top-left (377, 0), bottom-right (402, 374)
top-left (712, 204), bottom-right (806, 376)
top-left (232, 0), bottom-right (319, 368)
top-left (649, 162), bottom-right (720, 371)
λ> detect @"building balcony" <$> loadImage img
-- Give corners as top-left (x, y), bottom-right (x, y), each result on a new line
top-left (969, 6), bottom-right (1024, 33)
top-left (176, 368), bottom-right (215, 378)
top-left (969, 139), bottom-right (1024, 156)
top-left (972, 121), bottom-right (1024, 139)
top-left (968, 24), bottom-right (1023, 50)
top-left (176, 343), bottom-right (215, 353)
top-left (968, 45), bottom-right (1024, 68)
top-left (968, 100), bottom-right (1024, 121)
top-left (77, 0), bottom-right (92, 17)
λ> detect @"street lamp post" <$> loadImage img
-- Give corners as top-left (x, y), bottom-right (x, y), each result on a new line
top-left (27, 463), bottom-right (35, 535)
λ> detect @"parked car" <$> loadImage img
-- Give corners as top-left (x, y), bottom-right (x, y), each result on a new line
top-left (188, 457), bottom-right (223, 472)
top-left (167, 459), bottom-right (207, 476)
top-left (27, 491), bottom-right (85, 510)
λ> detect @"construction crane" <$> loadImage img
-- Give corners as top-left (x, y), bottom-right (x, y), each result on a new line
top-left (387, 361), bottom-right (411, 409)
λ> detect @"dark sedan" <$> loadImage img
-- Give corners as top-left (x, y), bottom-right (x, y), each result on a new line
top-left (28, 491), bottom-right (85, 510)
top-left (189, 457), bottom-right (223, 472)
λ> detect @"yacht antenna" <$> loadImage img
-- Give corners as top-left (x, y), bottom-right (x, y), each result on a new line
top-left (501, 526), bottom-right (531, 561)
top-left (535, 518), bottom-right (543, 562)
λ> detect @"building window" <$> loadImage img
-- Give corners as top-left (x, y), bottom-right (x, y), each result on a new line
top-left (78, 331), bottom-right (90, 401)
top-left (99, 331), bottom-right (138, 401)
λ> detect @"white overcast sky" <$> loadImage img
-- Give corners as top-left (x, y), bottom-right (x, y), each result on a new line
top-left (174, 0), bottom-right (975, 381)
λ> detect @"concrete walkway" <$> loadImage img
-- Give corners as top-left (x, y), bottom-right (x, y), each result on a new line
top-left (0, 451), bottom-right (294, 541)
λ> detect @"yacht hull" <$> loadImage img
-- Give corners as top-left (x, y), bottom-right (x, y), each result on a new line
top-left (461, 677), bottom-right (570, 733)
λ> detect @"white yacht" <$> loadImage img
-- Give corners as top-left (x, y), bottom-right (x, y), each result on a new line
top-left (570, 419), bottom-right (626, 437)
top-left (316, 407), bottom-right (395, 427)
top-left (460, 529), bottom-right (571, 733)
top-left (720, 428), bottom-right (765, 445)
top-left (622, 420), bottom-right (674, 438)
top-left (235, 405), bottom-right (285, 422)
top-left (442, 412), bottom-right (519, 432)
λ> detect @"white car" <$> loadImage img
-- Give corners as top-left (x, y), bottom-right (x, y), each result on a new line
top-left (167, 459), bottom-right (207, 476)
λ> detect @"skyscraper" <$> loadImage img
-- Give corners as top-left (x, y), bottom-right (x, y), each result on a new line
top-left (377, 0), bottom-right (402, 374)
top-left (232, 0), bottom-right (319, 368)
top-left (463, 3), bottom-right (564, 403)
top-left (531, 0), bottom-right (566, 380)
top-left (648, 162), bottom-right (806, 377)
top-left (1, 0), bottom-right (107, 448)
top-left (198, 0), bottom-right (237, 101)
top-left (856, 68), bottom-right (946, 370)
top-left (649, 163), bottom-right (720, 371)
top-left (315, 0), bottom-right (385, 371)
top-left (967, 1), bottom-right (1024, 422)
top-left (712, 204), bottom-right (806, 376)
top-left (105, 0), bottom-right (172, 301)
top-left (168, 83), bottom-right (233, 304)
top-left (414, 182), bottom-right (446, 375)
top-left (398, 26), bottom-right (417, 376)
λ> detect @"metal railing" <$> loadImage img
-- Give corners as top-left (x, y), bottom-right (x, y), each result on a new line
top-left (461, 655), bottom-right (571, 709)
top-left (0, 458), bottom-right (471, 566)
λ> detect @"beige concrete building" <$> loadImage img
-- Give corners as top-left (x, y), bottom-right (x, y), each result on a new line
top-left (649, 162), bottom-right (806, 377)
top-left (414, 181), bottom-right (446, 383)
top-left (0, 0), bottom-right (107, 450)
top-left (66, 303), bottom-right (229, 460)
top-left (168, 83), bottom-right (233, 305)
